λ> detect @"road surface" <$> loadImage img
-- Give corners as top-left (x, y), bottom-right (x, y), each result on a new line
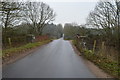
top-left (3, 38), bottom-right (96, 78)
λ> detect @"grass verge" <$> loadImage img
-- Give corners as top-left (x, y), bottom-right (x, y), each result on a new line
top-left (84, 49), bottom-right (119, 78)
top-left (2, 39), bottom-right (52, 60)
top-left (72, 40), bottom-right (120, 78)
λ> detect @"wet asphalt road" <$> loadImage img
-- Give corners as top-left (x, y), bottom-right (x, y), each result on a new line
top-left (3, 38), bottom-right (96, 78)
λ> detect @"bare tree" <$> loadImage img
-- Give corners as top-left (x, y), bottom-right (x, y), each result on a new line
top-left (0, 2), bottom-right (23, 28)
top-left (87, 1), bottom-right (116, 31)
top-left (86, 1), bottom-right (119, 45)
top-left (0, 2), bottom-right (23, 42)
top-left (24, 2), bottom-right (56, 35)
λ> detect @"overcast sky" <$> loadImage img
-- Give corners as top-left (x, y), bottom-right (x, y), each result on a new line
top-left (37, 0), bottom-right (99, 26)
top-left (45, 2), bottom-right (97, 26)
top-left (8, 0), bottom-right (99, 26)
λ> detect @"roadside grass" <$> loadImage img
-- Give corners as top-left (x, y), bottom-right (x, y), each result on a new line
top-left (72, 40), bottom-right (120, 78)
top-left (2, 39), bottom-right (52, 59)
top-left (83, 49), bottom-right (119, 78)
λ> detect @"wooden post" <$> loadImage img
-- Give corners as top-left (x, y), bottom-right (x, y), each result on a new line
top-left (101, 41), bottom-right (105, 56)
top-left (8, 38), bottom-right (12, 47)
top-left (101, 41), bottom-right (105, 50)
top-left (93, 40), bottom-right (96, 54)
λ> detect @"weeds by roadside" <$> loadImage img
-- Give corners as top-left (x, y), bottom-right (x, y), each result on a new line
top-left (72, 40), bottom-right (120, 78)
top-left (2, 39), bottom-right (52, 61)
top-left (84, 49), bottom-right (119, 78)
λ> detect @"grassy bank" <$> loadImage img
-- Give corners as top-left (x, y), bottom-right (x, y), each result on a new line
top-left (2, 39), bottom-right (52, 60)
top-left (83, 49), bottom-right (119, 78)
top-left (72, 40), bottom-right (119, 78)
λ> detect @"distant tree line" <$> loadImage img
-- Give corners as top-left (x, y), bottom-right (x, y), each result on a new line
top-left (42, 23), bottom-right (63, 38)
top-left (64, 23), bottom-right (82, 39)
top-left (15, 23), bottom-right (63, 38)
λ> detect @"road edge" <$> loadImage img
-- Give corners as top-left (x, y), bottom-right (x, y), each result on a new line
top-left (2, 40), bottom-right (52, 67)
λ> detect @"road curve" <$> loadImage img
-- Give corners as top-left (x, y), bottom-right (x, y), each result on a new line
top-left (3, 38), bottom-right (96, 78)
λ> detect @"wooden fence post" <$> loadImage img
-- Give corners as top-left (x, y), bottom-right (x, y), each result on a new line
top-left (8, 38), bottom-right (12, 47)
top-left (101, 41), bottom-right (105, 50)
top-left (93, 40), bottom-right (96, 54)
top-left (101, 41), bottom-right (105, 56)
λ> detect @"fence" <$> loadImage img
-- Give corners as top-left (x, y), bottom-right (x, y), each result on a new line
top-left (3, 35), bottom-right (49, 49)
top-left (35, 35), bottom-right (49, 42)
top-left (3, 36), bottom-right (27, 49)
top-left (75, 36), bottom-right (118, 61)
